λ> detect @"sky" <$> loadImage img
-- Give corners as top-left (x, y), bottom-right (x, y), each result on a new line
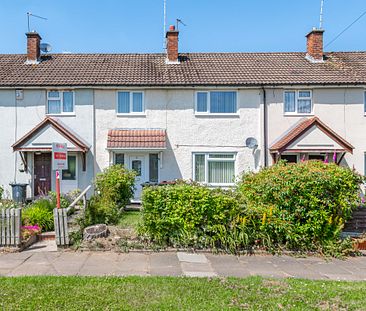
top-left (0, 0), bottom-right (365, 54)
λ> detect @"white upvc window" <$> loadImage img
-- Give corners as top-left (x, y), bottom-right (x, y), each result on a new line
top-left (47, 91), bottom-right (75, 115)
top-left (117, 91), bottom-right (144, 114)
top-left (193, 153), bottom-right (236, 186)
top-left (284, 90), bottom-right (312, 115)
top-left (195, 91), bottom-right (237, 114)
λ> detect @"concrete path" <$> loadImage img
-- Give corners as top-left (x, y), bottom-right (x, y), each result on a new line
top-left (1, 251), bottom-right (366, 280)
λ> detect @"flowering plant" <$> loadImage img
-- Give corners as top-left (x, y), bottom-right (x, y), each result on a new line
top-left (21, 225), bottom-right (41, 241)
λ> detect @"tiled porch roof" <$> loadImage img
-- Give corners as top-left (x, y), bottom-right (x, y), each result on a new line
top-left (107, 129), bottom-right (167, 149)
top-left (270, 117), bottom-right (354, 154)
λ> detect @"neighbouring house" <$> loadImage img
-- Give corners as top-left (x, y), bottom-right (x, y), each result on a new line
top-left (0, 26), bottom-right (365, 201)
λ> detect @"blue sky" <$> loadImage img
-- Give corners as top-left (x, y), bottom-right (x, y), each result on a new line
top-left (1, 0), bottom-right (365, 54)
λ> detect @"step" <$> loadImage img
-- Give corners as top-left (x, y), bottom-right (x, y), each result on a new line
top-left (38, 231), bottom-right (55, 241)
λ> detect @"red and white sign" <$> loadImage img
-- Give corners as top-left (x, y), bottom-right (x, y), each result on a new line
top-left (52, 143), bottom-right (68, 170)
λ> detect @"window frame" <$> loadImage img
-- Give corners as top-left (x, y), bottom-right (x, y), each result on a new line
top-left (61, 155), bottom-right (78, 181)
top-left (195, 91), bottom-right (238, 115)
top-left (364, 91), bottom-right (366, 115)
top-left (193, 152), bottom-right (236, 186)
top-left (46, 90), bottom-right (75, 115)
top-left (283, 90), bottom-right (313, 115)
top-left (116, 91), bottom-right (145, 115)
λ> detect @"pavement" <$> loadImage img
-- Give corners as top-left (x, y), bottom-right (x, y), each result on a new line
top-left (1, 250), bottom-right (366, 280)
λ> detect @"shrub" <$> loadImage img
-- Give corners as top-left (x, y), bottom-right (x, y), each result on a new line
top-left (48, 191), bottom-right (72, 209)
top-left (85, 165), bottom-right (136, 225)
top-left (22, 199), bottom-right (55, 232)
top-left (236, 161), bottom-right (365, 252)
top-left (0, 185), bottom-right (3, 200)
top-left (139, 181), bottom-right (241, 250)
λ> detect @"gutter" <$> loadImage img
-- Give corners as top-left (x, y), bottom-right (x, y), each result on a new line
top-left (262, 87), bottom-right (268, 167)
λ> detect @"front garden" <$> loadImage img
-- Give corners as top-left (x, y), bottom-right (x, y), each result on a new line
top-left (1, 160), bottom-right (365, 256)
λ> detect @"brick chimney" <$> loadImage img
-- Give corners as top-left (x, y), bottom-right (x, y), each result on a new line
top-left (166, 25), bottom-right (179, 64)
top-left (26, 32), bottom-right (41, 64)
top-left (306, 28), bottom-right (324, 63)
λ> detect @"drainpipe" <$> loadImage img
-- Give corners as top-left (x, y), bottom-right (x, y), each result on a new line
top-left (262, 87), bottom-right (268, 167)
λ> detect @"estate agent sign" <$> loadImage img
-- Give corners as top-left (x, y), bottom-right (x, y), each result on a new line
top-left (52, 143), bottom-right (68, 170)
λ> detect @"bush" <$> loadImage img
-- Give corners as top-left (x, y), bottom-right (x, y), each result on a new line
top-left (140, 181), bottom-right (241, 250)
top-left (140, 162), bottom-right (364, 255)
top-left (236, 161), bottom-right (364, 252)
top-left (85, 165), bottom-right (136, 225)
top-left (48, 191), bottom-right (71, 209)
top-left (22, 201), bottom-right (54, 232)
top-left (0, 185), bottom-right (3, 200)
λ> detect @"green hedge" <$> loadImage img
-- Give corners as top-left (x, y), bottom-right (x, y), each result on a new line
top-left (139, 162), bottom-right (364, 254)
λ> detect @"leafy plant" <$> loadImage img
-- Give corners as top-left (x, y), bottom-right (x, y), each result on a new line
top-left (0, 185), bottom-right (4, 200)
top-left (85, 165), bottom-right (135, 225)
top-left (48, 191), bottom-right (71, 209)
top-left (22, 204), bottom-right (54, 232)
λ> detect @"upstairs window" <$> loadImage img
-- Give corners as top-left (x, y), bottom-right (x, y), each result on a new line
top-left (194, 153), bottom-right (236, 185)
top-left (284, 90), bottom-right (312, 114)
top-left (117, 91), bottom-right (144, 114)
top-left (196, 91), bottom-right (237, 114)
top-left (47, 91), bottom-right (74, 115)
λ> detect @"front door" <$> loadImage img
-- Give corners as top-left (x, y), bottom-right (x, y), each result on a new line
top-left (129, 155), bottom-right (145, 201)
top-left (34, 153), bottom-right (52, 197)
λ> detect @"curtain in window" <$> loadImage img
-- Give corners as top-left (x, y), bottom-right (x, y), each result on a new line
top-left (194, 155), bottom-right (205, 182)
top-left (297, 99), bottom-right (311, 113)
top-left (284, 92), bottom-right (295, 112)
top-left (63, 92), bottom-right (74, 113)
top-left (48, 100), bottom-right (61, 114)
top-left (197, 92), bottom-right (208, 112)
top-left (118, 92), bottom-right (130, 113)
top-left (132, 92), bottom-right (143, 112)
top-left (210, 92), bottom-right (236, 113)
top-left (208, 161), bottom-right (234, 184)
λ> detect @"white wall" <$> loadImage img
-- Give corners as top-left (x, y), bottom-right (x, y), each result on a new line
top-left (0, 89), bottom-right (95, 198)
top-left (95, 88), bottom-right (262, 182)
top-left (266, 87), bottom-right (366, 174)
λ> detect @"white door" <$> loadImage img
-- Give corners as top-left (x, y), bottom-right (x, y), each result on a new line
top-left (129, 155), bottom-right (146, 201)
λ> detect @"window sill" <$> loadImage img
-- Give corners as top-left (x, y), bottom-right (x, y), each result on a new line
top-left (46, 113), bottom-right (76, 117)
top-left (195, 113), bottom-right (239, 118)
top-left (116, 113), bottom-right (146, 117)
top-left (284, 113), bottom-right (314, 117)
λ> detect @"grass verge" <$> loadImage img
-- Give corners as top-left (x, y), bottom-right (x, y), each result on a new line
top-left (0, 276), bottom-right (365, 310)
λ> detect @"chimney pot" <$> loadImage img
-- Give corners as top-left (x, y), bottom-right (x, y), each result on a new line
top-left (166, 25), bottom-right (179, 64)
top-left (306, 29), bottom-right (324, 63)
top-left (26, 32), bottom-right (42, 64)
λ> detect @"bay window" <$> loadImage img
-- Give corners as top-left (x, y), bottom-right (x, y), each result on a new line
top-left (196, 91), bottom-right (237, 114)
top-left (194, 153), bottom-right (236, 185)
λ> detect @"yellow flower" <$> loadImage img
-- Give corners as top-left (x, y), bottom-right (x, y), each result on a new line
top-left (262, 213), bottom-right (267, 225)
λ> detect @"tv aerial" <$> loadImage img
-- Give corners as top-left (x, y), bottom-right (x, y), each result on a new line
top-left (27, 12), bottom-right (47, 32)
top-left (40, 43), bottom-right (52, 53)
top-left (176, 19), bottom-right (187, 30)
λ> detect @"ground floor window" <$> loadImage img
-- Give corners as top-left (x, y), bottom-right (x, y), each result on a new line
top-left (149, 154), bottom-right (159, 183)
top-left (194, 153), bottom-right (236, 185)
top-left (114, 153), bottom-right (124, 165)
top-left (280, 154), bottom-right (298, 163)
top-left (308, 154), bottom-right (325, 161)
top-left (62, 155), bottom-right (77, 180)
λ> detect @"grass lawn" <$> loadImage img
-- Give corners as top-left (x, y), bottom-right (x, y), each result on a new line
top-left (0, 276), bottom-right (365, 310)
top-left (118, 210), bottom-right (142, 230)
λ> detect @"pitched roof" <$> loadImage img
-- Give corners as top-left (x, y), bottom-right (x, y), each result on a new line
top-left (269, 116), bottom-right (354, 154)
top-left (12, 117), bottom-right (90, 152)
top-left (0, 52), bottom-right (365, 87)
top-left (107, 129), bottom-right (167, 149)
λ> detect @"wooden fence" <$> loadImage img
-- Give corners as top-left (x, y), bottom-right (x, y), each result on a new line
top-left (53, 208), bottom-right (69, 246)
top-left (0, 208), bottom-right (22, 247)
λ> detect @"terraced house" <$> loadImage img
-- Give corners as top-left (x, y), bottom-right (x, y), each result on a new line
top-left (0, 26), bottom-right (365, 201)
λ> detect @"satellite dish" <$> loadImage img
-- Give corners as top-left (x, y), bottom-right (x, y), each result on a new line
top-left (245, 137), bottom-right (258, 149)
top-left (40, 43), bottom-right (52, 53)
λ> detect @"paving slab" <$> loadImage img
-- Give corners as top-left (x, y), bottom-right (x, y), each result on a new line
top-left (115, 253), bottom-right (149, 276)
top-left (52, 252), bottom-right (90, 276)
top-left (177, 252), bottom-right (208, 263)
top-left (78, 252), bottom-right (120, 276)
top-left (8, 252), bottom-right (56, 276)
top-left (149, 252), bottom-right (181, 276)
top-left (24, 240), bottom-right (58, 253)
top-left (206, 254), bottom-right (250, 277)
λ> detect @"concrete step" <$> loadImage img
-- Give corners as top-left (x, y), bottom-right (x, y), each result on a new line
top-left (38, 231), bottom-right (55, 241)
